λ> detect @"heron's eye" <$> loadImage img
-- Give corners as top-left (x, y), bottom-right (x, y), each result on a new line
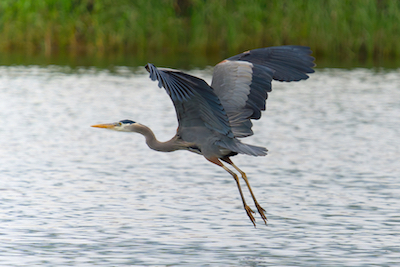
top-left (118, 122), bottom-right (123, 126)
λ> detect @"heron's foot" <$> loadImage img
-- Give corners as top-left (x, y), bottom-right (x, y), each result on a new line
top-left (255, 202), bottom-right (268, 225)
top-left (244, 205), bottom-right (256, 227)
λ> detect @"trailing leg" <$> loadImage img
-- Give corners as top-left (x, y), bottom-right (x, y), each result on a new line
top-left (206, 157), bottom-right (256, 226)
top-left (222, 157), bottom-right (267, 224)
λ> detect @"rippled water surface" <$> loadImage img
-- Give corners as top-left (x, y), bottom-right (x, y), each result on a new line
top-left (1, 66), bottom-right (399, 266)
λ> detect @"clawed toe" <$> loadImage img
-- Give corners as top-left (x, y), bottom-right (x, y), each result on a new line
top-left (256, 203), bottom-right (268, 224)
top-left (244, 205), bottom-right (256, 226)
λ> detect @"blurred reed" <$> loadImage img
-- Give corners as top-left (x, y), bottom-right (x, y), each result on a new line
top-left (0, 0), bottom-right (399, 62)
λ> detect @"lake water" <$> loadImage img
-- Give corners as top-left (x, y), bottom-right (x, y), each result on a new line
top-left (1, 65), bottom-right (399, 266)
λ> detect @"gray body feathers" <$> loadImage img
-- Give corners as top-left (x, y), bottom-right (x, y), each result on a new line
top-left (145, 46), bottom-right (315, 159)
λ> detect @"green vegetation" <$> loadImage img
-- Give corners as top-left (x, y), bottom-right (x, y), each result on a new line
top-left (0, 0), bottom-right (399, 64)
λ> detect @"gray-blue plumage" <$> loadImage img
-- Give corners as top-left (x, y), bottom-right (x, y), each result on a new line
top-left (212, 45), bottom-right (314, 137)
top-left (145, 63), bottom-right (233, 140)
top-left (146, 46), bottom-right (314, 155)
top-left (226, 45), bottom-right (315, 81)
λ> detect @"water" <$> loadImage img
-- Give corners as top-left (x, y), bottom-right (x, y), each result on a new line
top-left (1, 65), bottom-right (399, 266)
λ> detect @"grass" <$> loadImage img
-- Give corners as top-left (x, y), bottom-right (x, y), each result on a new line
top-left (0, 0), bottom-right (399, 63)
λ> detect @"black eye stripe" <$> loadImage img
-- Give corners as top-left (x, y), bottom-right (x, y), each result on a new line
top-left (119, 120), bottom-right (136, 124)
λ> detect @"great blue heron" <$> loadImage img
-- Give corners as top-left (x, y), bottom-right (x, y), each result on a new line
top-left (92, 45), bottom-right (315, 226)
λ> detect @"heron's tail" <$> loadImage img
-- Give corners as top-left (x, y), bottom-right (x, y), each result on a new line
top-left (216, 140), bottom-right (268, 156)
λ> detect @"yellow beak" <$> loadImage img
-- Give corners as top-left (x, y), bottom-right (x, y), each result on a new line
top-left (91, 123), bottom-right (117, 129)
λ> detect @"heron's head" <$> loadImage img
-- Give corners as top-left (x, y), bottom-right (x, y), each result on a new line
top-left (91, 119), bottom-right (140, 132)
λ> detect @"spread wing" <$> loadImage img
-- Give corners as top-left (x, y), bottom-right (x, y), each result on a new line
top-left (145, 63), bottom-right (234, 138)
top-left (211, 45), bottom-right (315, 138)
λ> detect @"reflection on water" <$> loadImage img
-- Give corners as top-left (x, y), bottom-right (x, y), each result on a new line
top-left (0, 66), bottom-right (400, 266)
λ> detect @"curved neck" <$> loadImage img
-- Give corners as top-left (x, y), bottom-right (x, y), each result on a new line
top-left (135, 124), bottom-right (183, 152)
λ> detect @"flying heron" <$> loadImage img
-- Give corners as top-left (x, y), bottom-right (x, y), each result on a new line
top-left (92, 45), bottom-right (315, 226)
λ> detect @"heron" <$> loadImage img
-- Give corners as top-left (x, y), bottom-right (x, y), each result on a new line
top-left (92, 45), bottom-right (315, 226)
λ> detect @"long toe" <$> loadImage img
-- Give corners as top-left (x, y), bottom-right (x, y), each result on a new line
top-left (244, 205), bottom-right (256, 227)
top-left (256, 203), bottom-right (268, 225)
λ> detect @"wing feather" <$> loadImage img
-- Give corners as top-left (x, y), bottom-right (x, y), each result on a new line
top-left (211, 45), bottom-right (315, 138)
top-left (145, 63), bottom-right (233, 138)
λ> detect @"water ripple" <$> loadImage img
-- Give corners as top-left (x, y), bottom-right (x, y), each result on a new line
top-left (0, 66), bottom-right (399, 266)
